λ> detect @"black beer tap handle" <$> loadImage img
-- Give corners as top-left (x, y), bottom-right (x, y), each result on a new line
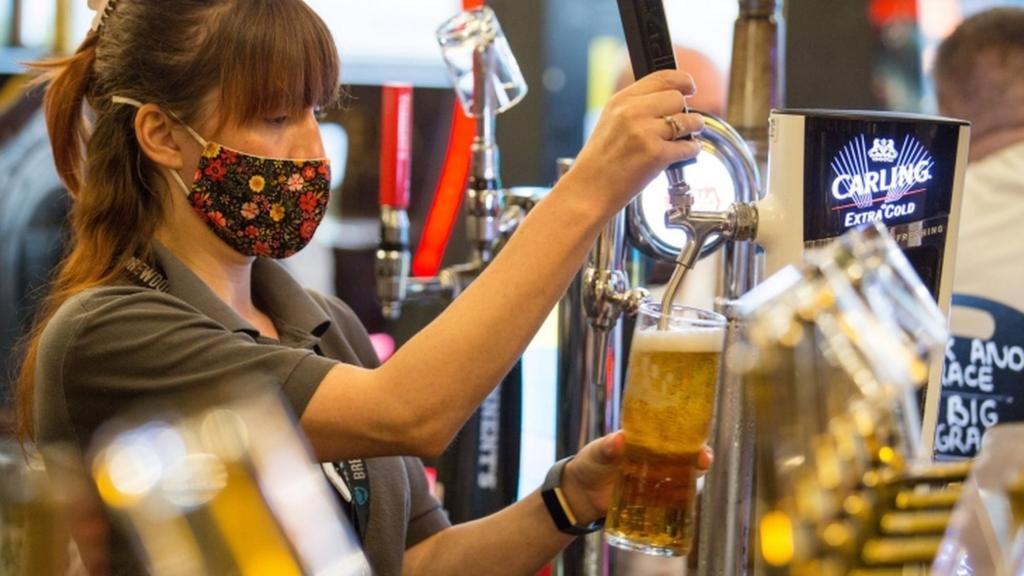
top-left (616, 0), bottom-right (697, 170)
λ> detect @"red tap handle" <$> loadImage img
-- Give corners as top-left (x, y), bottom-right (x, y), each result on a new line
top-left (380, 83), bottom-right (414, 210)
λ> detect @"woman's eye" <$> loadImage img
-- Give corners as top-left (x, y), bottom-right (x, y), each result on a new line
top-left (314, 107), bottom-right (328, 121)
top-left (266, 115), bottom-right (289, 125)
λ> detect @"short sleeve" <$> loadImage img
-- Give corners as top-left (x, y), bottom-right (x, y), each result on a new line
top-left (402, 456), bottom-right (450, 548)
top-left (35, 286), bottom-right (337, 448)
top-left (305, 290), bottom-right (381, 368)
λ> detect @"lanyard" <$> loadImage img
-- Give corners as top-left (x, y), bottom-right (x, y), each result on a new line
top-left (123, 256), bottom-right (372, 541)
top-left (332, 460), bottom-right (372, 542)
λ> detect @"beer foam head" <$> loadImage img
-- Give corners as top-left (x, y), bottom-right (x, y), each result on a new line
top-left (633, 327), bottom-right (725, 353)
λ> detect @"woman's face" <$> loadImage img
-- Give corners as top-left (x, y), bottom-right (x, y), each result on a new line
top-left (194, 105), bottom-right (327, 160)
top-left (156, 98), bottom-right (329, 260)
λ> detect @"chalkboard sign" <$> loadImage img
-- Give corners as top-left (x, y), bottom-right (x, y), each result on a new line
top-left (934, 295), bottom-right (1024, 459)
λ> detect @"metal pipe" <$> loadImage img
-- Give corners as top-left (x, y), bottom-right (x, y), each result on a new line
top-left (376, 84), bottom-right (415, 320)
top-left (697, 3), bottom-right (782, 574)
top-left (379, 14), bottom-right (514, 318)
top-left (557, 157), bottom-right (647, 576)
top-left (554, 157), bottom-right (597, 576)
top-left (727, 0), bottom-right (784, 171)
top-left (467, 43), bottom-right (503, 265)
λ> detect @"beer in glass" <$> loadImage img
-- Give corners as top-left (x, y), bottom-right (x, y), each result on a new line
top-left (605, 302), bottom-right (725, 556)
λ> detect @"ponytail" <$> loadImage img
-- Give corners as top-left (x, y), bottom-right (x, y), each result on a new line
top-left (33, 33), bottom-right (99, 197)
top-left (14, 33), bottom-right (113, 441)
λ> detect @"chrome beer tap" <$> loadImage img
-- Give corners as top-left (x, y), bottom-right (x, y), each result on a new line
top-left (658, 156), bottom-right (759, 310)
top-left (555, 159), bottom-right (650, 576)
top-left (376, 7), bottom-right (539, 320)
top-left (466, 42), bottom-right (503, 266)
top-left (374, 82), bottom-right (484, 320)
top-left (612, 2), bottom-right (778, 575)
top-left (376, 84), bottom-right (414, 320)
top-left (580, 207), bottom-right (649, 445)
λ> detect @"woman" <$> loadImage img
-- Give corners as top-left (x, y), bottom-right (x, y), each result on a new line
top-left (17, 1), bottom-right (708, 574)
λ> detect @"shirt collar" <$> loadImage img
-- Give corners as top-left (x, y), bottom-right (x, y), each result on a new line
top-left (151, 242), bottom-right (332, 344)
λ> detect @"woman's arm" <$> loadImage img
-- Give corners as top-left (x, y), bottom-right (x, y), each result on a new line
top-left (300, 71), bottom-right (703, 460)
top-left (401, 434), bottom-right (711, 576)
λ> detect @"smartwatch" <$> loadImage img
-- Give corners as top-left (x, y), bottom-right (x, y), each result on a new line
top-left (540, 456), bottom-right (605, 536)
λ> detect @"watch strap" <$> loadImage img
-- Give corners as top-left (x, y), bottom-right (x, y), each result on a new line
top-left (540, 456), bottom-right (604, 536)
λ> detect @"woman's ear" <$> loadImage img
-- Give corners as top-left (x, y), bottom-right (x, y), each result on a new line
top-left (134, 103), bottom-right (187, 171)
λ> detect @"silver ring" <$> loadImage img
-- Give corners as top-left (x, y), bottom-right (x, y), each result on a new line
top-left (663, 115), bottom-right (684, 140)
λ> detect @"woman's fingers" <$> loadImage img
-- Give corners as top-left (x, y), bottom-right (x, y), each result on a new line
top-left (698, 445), bottom-right (714, 472)
top-left (656, 112), bottom-right (705, 143)
top-left (598, 430), bottom-right (627, 463)
top-left (630, 89), bottom-right (690, 119)
top-left (618, 69), bottom-right (697, 99)
top-left (563, 68), bottom-right (704, 215)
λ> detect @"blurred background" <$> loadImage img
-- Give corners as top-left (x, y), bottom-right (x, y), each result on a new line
top-left (0, 1), bottom-right (1023, 572)
top-left (1, 0), bottom-right (1020, 481)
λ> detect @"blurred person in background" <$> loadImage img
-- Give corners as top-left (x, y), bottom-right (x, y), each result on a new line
top-left (617, 45), bottom-right (727, 117)
top-left (933, 7), bottom-right (1024, 456)
top-left (13, 0), bottom-right (710, 574)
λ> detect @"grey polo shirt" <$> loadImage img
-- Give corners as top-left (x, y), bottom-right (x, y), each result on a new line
top-left (34, 242), bottom-right (449, 575)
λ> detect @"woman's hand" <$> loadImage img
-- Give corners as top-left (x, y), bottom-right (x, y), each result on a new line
top-left (564, 69), bottom-right (704, 217)
top-left (559, 432), bottom-right (714, 525)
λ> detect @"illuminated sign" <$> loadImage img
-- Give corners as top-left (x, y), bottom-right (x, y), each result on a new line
top-left (829, 135), bottom-right (935, 228)
top-left (802, 115), bottom-right (959, 244)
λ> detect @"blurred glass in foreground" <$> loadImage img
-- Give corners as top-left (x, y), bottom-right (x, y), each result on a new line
top-left (88, 386), bottom-right (370, 576)
top-left (741, 222), bottom-right (965, 575)
top-left (0, 442), bottom-right (68, 575)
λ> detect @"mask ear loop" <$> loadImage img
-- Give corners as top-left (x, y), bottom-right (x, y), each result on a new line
top-left (111, 95), bottom-right (209, 197)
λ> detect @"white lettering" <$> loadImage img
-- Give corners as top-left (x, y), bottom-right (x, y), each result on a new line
top-left (843, 201), bottom-right (917, 229)
top-left (979, 365), bottom-right (994, 393)
top-left (938, 335), bottom-right (1016, 457)
top-left (347, 460), bottom-right (367, 480)
top-left (833, 175), bottom-right (852, 200)
top-left (968, 341), bottom-right (1024, 371)
top-left (947, 395), bottom-right (970, 427)
top-left (987, 341), bottom-right (1008, 369)
top-left (832, 159), bottom-right (933, 202)
top-left (881, 202), bottom-right (915, 220)
top-left (864, 171), bottom-right (880, 195)
top-left (946, 395), bottom-right (1000, 428)
top-left (1010, 347), bottom-right (1024, 372)
top-left (981, 399), bottom-right (999, 427)
top-left (934, 423), bottom-right (984, 454)
top-left (970, 339), bottom-right (987, 365)
top-left (943, 361), bottom-right (963, 387)
top-left (961, 365), bottom-right (995, 393)
top-left (477, 390), bottom-right (501, 490)
top-left (844, 210), bottom-right (883, 228)
top-left (915, 161), bottom-right (932, 182)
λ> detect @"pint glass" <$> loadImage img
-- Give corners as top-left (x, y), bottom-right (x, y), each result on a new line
top-left (605, 302), bottom-right (726, 556)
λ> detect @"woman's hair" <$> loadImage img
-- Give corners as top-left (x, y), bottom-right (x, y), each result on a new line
top-left (14, 0), bottom-right (340, 440)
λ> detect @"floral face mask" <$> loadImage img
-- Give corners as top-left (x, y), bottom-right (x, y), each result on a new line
top-left (113, 96), bottom-right (331, 259)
